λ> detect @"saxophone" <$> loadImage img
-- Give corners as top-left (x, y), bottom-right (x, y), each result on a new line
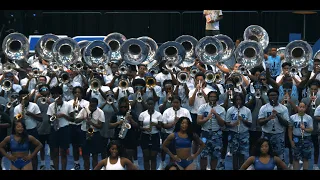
top-left (16, 95), bottom-right (28, 121)
top-left (50, 97), bottom-right (60, 131)
top-left (118, 106), bottom-right (132, 139)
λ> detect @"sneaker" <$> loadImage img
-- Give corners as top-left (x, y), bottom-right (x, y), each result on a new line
top-left (288, 164), bottom-right (293, 170)
top-left (206, 166), bottom-right (211, 170)
top-left (216, 162), bottom-right (225, 170)
top-left (246, 165), bottom-right (254, 170)
top-left (157, 162), bottom-right (165, 170)
top-left (100, 166), bottom-right (105, 170)
top-left (71, 163), bottom-right (80, 170)
top-left (313, 165), bottom-right (319, 170)
top-left (299, 160), bottom-right (303, 164)
top-left (50, 165), bottom-right (55, 170)
top-left (40, 165), bottom-right (46, 170)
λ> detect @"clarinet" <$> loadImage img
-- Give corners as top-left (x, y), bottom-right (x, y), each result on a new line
top-left (271, 100), bottom-right (276, 132)
top-left (237, 105), bottom-right (240, 133)
top-left (300, 115), bottom-right (304, 142)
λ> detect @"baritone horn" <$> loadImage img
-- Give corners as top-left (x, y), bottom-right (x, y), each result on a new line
top-left (177, 71), bottom-right (189, 84)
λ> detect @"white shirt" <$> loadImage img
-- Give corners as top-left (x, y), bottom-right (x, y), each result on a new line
top-left (139, 110), bottom-right (162, 134)
top-left (203, 10), bottom-right (223, 30)
top-left (87, 86), bottom-right (111, 106)
top-left (67, 99), bottom-right (90, 125)
top-left (289, 113), bottom-right (313, 137)
top-left (113, 87), bottom-right (134, 101)
top-left (14, 102), bottom-right (41, 130)
top-left (47, 101), bottom-right (74, 128)
top-left (162, 107), bottom-right (192, 134)
top-left (198, 103), bottom-right (226, 132)
top-left (105, 157), bottom-right (126, 170)
top-left (155, 73), bottom-right (173, 87)
top-left (276, 74), bottom-right (301, 85)
top-left (76, 107), bottom-right (105, 132)
top-left (188, 87), bottom-right (212, 114)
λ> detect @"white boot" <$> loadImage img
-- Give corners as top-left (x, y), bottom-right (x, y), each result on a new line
top-left (157, 161), bottom-right (165, 170)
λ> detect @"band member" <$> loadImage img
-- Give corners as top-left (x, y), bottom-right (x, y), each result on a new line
top-left (47, 86), bottom-right (74, 170)
top-left (14, 89), bottom-right (42, 170)
top-left (68, 86), bottom-right (89, 170)
top-left (159, 80), bottom-right (176, 113)
top-left (0, 105), bottom-right (11, 170)
top-left (109, 97), bottom-right (140, 167)
top-left (197, 91), bottom-right (226, 170)
top-left (301, 80), bottom-right (320, 170)
top-left (225, 93), bottom-right (252, 170)
top-left (34, 84), bottom-right (54, 170)
top-left (239, 138), bottom-right (287, 170)
top-left (128, 79), bottom-right (148, 116)
top-left (75, 98), bottom-right (105, 170)
top-left (160, 96), bottom-right (192, 169)
top-left (288, 102), bottom-right (313, 170)
top-left (258, 89), bottom-right (289, 167)
top-left (139, 98), bottom-right (162, 170)
top-left (162, 117), bottom-right (205, 170)
top-left (0, 120), bottom-right (42, 170)
top-left (93, 140), bottom-right (138, 170)
top-left (100, 90), bottom-right (118, 159)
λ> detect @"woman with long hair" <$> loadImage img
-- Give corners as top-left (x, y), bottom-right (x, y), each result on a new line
top-left (0, 120), bottom-right (42, 170)
top-left (162, 117), bottom-right (205, 170)
top-left (93, 140), bottom-right (138, 170)
top-left (239, 138), bottom-right (287, 170)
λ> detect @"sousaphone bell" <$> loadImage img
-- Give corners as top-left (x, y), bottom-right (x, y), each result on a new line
top-left (175, 35), bottom-right (198, 67)
top-left (120, 38), bottom-right (149, 66)
top-left (195, 36), bottom-right (223, 65)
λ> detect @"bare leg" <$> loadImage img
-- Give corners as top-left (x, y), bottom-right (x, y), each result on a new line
top-left (60, 149), bottom-right (68, 170)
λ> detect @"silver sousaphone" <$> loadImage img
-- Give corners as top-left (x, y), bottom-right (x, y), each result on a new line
top-left (234, 40), bottom-right (264, 70)
top-left (120, 38), bottom-right (149, 66)
top-left (83, 40), bottom-right (111, 72)
top-left (35, 33), bottom-right (60, 62)
top-left (104, 32), bottom-right (126, 62)
top-left (284, 40), bottom-right (312, 70)
top-left (214, 34), bottom-right (235, 68)
top-left (243, 25), bottom-right (269, 50)
top-left (195, 36), bottom-right (223, 65)
top-left (154, 41), bottom-right (186, 70)
top-left (175, 35), bottom-right (198, 67)
top-left (137, 36), bottom-right (158, 67)
top-left (52, 37), bottom-right (81, 69)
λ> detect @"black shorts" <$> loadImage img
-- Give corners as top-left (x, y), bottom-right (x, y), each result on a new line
top-left (81, 131), bottom-right (103, 155)
top-left (161, 132), bottom-right (176, 154)
top-left (70, 124), bottom-right (83, 146)
top-left (38, 134), bottom-right (50, 148)
top-left (140, 133), bottom-right (160, 152)
top-left (27, 128), bottom-right (39, 152)
top-left (191, 113), bottom-right (202, 136)
top-left (49, 126), bottom-right (70, 150)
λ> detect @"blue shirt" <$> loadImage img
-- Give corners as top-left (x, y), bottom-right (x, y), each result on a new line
top-left (266, 55), bottom-right (281, 77)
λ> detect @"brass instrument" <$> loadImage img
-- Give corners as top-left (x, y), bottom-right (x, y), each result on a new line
top-left (197, 80), bottom-right (203, 98)
top-left (148, 67), bottom-right (159, 76)
top-left (118, 78), bottom-right (129, 91)
top-left (283, 94), bottom-right (288, 106)
top-left (175, 35), bottom-right (198, 67)
top-left (36, 33), bottom-right (60, 62)
top-left (52, 37), bottom-right (81, 68)
top-left (7, 99), bottom-right (18, 109)
top-left (106, 95), bottom-right (114, 105)
top-left (204, 70), bottom-right (215, 84)
top-left (96, 63), bottom-right (106, 74)
top-left (78, 40), bottom-right (90, 63)
top-left (136, 92), bottom-right (143, 103)
top-left (118, 105), bottom-right (132, 139)
top-left (165, 60), bottom-right (175, 70)
top-left (214, 71), bottom-right (224, 84)
top-left (90, 78), bottom-right (101, 92)
top-left (2, 32), bottom-right (30, 63)
top-left (284, 40), bottom-right (312, 71)
top-left (2, 63), bottom-right (16, 73)
top-left (213, 34), bottom-right (235, 62)
top-left (104, 32), bottom-right (127, 61)
top-left (190, 66), bottom-right (199, 78)
top-left (138, 36), bottom-right (158, 67)
top-left (83, 40), bottom-right (110, 68)
top-left (289, 66), bottom-right (297, 76)
top-left (177, 71), bottom-right (189, 84)
top-left (1, 78), bottom-right (12, 92)
top-left (39, 97), bottom-right (47, 105)
top-left (255, 89), bottom-right (261, 99)
top-left (118, 63), bottom-right (129, 75)
top-left (312, 92), bottom-right (317, 110)
top-left (145, 76), bottom-right (156, 89)
top-left (230, 72), bottom-right (243, 87)
top-left (154, 41), bottom-right (185, 68)
top-left (243, 25), bottom-right (269, 50)
top-left (59, 71), bottom-right (70, 85)
top-left (120, 38), bottom-right (149, 66)
top-left (195, 36), bottom-right (223, 65)
top-left (234, 40), bottom-right (264, 70)
top-left (75, 61), bottom-right (83, 71)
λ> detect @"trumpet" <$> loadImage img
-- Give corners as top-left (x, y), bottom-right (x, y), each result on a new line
top-left (96, 63), bottom-right (105, 74)
top-left (214, 72), bottom-right (224, 84)
top-left (7, 99), bottom-right (18, 109)
top-left (197, 80), bottom-right (203, 98)
top-left (1, 78), bottom-right (12, 92)
top-left (59, 72), bottom-right (70, 84)
top-left (205, 71), bottom-right (215, 84)
top-left (283, 95), bottom-right (288, 106)
top-left (255, 89), bottom-right (261, 99)
top-left (106, 95), bottom-right (114, 104)
top-left (118, 64), bottom-right (128, 75)
top-left (90, 78), bottom-right (101, 92)
top-left (75, 61), bottom-right (83, 71)
top-left (190, 66), bottom-right (199, 77)
top-left (118, 78), bottom-right (129, 91)
top-left (311, 92), bottom-right (317, 110)
top-left (177, 71), bottom-right (189, 84)
top-left (145, 76), bottom-right (156, 89)
top-left (136, 91), bottom-right (143, 102)
top-left (39, 97), bottom-right (47, 104)
top-left (165, 60), bottom-right (175, 70)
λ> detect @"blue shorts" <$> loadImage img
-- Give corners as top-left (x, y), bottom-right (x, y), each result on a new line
top-left (49, 126), bottom-right (70, 150)
top-left (261, 132), bottom-right (285, 160)
top-left (200, 130), bottom-right (222, 159)
top-left (292, 135), bottom-right (313, 161)
top-left (140, 133), bottom-right (160, 152)
top-left (12, 158), bottom-right (31, 169)
top-left (229, 131), bottom-right (250, 157)
top-left (81, 131), bottom-right (103, 155)
top-left (176, 159), bottom-right (193, 169)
